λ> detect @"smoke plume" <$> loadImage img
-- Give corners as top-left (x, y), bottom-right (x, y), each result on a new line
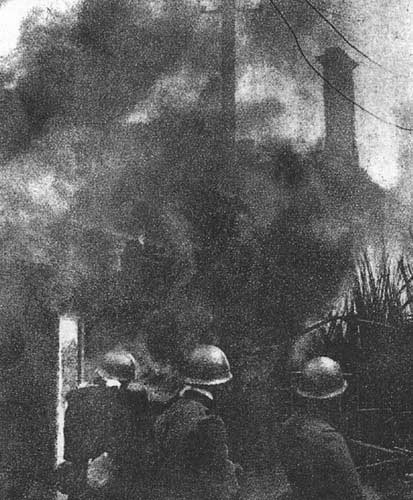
top-left (0, 0), bottom-right (388, 365)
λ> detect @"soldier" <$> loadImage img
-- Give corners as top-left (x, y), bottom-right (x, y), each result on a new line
top-left (279, 356), bottom-right (365, 500)
top-left (154, 344), bottom-right (241, 500)
top-left (59, 350), bottom-right (150, 500)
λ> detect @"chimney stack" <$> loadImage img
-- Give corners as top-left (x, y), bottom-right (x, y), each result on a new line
top-left (318, 47), bottom-right (359, 170)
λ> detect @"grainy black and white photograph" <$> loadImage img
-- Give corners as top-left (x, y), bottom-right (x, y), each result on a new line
top-left (0, 0), bottom-right (412, 498)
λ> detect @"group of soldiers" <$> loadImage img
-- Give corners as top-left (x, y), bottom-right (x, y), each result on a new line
top-left (58, 346), bottom-right (366, 500)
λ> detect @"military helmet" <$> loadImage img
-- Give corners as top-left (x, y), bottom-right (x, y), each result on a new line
top-left (183, 345), bottom-right (233, 386)
top-left (296, 356), bottom-right (348, 399)
top-left (97, 350), bottom-right (136, 383)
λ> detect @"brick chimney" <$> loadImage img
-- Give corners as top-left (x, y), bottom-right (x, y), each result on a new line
top-left (318, 47), bottom-right (359, 170)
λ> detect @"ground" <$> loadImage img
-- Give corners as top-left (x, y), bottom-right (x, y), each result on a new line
top-left (52, 469), bottom-right (413, 499)
top-left (240, 470), bottom-right (413, 500)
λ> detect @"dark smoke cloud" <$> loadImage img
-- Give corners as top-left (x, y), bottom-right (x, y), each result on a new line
top-left (0, 0), bottom-right (385, 364)
top-left (15, 0), bottom-right (196, 133)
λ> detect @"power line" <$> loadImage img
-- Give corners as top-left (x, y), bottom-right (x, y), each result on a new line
top-left (298, 0), bottom-right (409, 79)
top-left (266, 0), bottom-right (413, 132)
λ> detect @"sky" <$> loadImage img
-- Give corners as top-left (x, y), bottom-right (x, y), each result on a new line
top-left (0, 0), bottom-right (75, 55)
top-left (0, 0), bottom-right (412, 189)
top-left (348, 0), bottom-right (413, 188)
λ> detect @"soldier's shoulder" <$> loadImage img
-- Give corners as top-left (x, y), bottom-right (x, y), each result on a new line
top-left (177, 396), bottom-right (210, 413)
top-left (293, 416), bottom-right (335, 439)
top-left (300, 418), bottom-right (346, 453)
top-left (282, 414), bottom-right (335, 436)
top-left (160, 396), bottom-right (210, 422)
top-left (309, 417), bottom-right (336, 434)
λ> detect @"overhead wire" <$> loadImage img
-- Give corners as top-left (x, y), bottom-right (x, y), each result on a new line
top-left (298, 0), bottom-right (409, 79)
top-left (266, 0), bottom-right (413, 132)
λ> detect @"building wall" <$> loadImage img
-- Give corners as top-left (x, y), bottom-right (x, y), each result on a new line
top-left (0, 262), bottom-right (58, 497)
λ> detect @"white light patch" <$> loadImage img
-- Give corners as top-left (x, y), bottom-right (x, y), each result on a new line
top-left (57, 314), bottom-right (79, 464)
top-left (125, 106), bottom-right (150, 124)
top-left (237, 63), bottom-right (323, 145)
top-left (348, 0), bottom-right (413, 189)
top-left (357, 115), bottom-right (399, 189)
top-left (237, 63), bottom-right (288, 104)
top-left (28, 174), bottom-right (69, 212)
top-left (59, 315), bottom-right (78, 348)
top-left (0, 0), bottom-right (78, 57)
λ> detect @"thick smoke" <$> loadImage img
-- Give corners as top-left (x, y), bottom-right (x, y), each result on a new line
top-left (0, 0), bottom-right (385, 368)
top-left (15, 1), bottom-right (196, 131)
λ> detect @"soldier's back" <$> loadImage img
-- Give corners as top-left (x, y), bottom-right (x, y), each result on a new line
top-left (279, 414), bottom-right (364, 500)
top-left (108, 387), bottom-right (151, 473)
top-left (156, 396), bottom-right (209, 462)
top-left (154, 391), bottom-right (239, 500)
top-left (64, 384), bottom-right (116, 463)
top-left (64, 383), bottom-right (152, 499)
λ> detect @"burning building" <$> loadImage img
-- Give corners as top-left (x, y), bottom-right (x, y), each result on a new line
top-left (0, 0), bottom-right (397, 493)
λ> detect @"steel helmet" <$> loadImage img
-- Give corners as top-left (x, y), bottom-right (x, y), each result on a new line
top-left (296, 356), bottom-right (348, 400)
top-left (97, 350), bottom-right (137, 383)
top-left (183, 345), bottom-right (233, 386)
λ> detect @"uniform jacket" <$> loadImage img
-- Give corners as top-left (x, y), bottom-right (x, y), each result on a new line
top-left (154, 389), bottom-right (240, 500)
top-left (279, 414), bottom-right (365, 500)
top-left (63, 383), bottom-right (150, 500)
top-left (64, 383), bottom-right (149, 466)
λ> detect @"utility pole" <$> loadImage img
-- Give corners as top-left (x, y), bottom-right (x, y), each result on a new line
top-left (201, 0), bottom-right (261, 174)
top-left (221, 0), bottom-right (236, 170)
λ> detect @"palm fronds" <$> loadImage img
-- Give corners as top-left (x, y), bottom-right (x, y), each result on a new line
top-left (331, 251), bottom-right (413, 340)
top-left (323, 249), bottom-right (413, 412)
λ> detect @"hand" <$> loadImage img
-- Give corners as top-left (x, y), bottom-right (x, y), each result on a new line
top-left (55, 461), bottom-right (87, 495)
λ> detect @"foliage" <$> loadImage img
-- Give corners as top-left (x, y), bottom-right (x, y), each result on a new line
top-left (323, 250), bottom-right (413, 412)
